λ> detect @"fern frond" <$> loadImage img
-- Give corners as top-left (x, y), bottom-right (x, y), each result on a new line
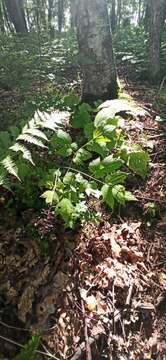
top-left (10, 143), bottom-right (35, 165)
top-left (17, 134), bottom-right (47, 148)
top-left (1, 156), bottom-right (20, 180)
top-left (24, 128), bottom-right (49, 142)
top-left (0, 171), bottom-right (5, 186)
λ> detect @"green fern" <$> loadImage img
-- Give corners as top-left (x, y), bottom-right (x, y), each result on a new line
top-left (10, 143), bottom-right (35, 165)
top-left (1, 156), bottom-right (20, 180)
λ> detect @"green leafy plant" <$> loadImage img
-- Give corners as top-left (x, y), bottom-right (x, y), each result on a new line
top-left (15, 333), bottom-right (41, 360)
top-left (39, 99), bottom-right (149, 227)
top-left (0, 98), bottom-right (149, 228)
top-left (144, 202), bottom-right (157, 227)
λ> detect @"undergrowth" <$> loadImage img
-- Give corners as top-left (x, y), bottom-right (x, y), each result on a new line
top-left (0, 95), bottom-right (149, 228)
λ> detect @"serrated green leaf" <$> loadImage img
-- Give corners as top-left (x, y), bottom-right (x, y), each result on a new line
top-left (124, 191), bottom-right (137, 202)
top-left (88, 141), bottom-right (108, 157)
top-left (89, 157), bottom-right (105, 178)
top-left (112, 184), bottom-right (126, 205)
top-left (63, 94), bottom-right (80, 109)
top-left (57, 129), bottom-right (72, 144)
top-left (128, 151), bottom-right (149, 178)
top-left (83, 121), bottom-right (94, 139)
top-left (41, 190), bottom-right (58, 204)
top-left (95, 99), bottom-right (146, 128)
top-left (101, 184), bottom-right (114, 209)
top-left (102, 156), bottom-right (123, 172)
top-left (63, 172), bottom-right (75, 184)
top-left (56, 198), bottom-right (74, 226)
top-left (106, 172), bottom-right (128, 185)
top-left (93, 129), bottom-right (110, 143)
top-left (73, 149), bottom-right (92, 165)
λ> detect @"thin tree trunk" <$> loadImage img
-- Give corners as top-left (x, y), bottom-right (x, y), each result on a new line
top-left (3, 0), bottom-right (28, 33)
top-left (117, 0), bottom-right (122, 27)
top-left (74, 0), bottom-right (118, 102)
top-left (148, 0), bottom-right (166, 83)
top-left (58, 0), bottom-right (64, 33)
top-left (110, 0), bottom-right (116, 33)
top-left (0, 0), bottom-right (5, 32)
top-left (70, 0), bottom-right (75, 31)
top-left (138, 0), bottom-right (141, 25)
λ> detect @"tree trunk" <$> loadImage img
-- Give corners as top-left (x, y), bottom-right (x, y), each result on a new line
top-left (138, 0), bottom-right (141, 25)
top-left (70, 0), bottom-right (75, 31)
top-left (3, 0), bottom-right (28, 33)
top-left (74, 0), bottom-right (118, 103)
top-left (148, 0), bottom-right (166, 83)
top-left (58, 0), bottom-right (64, 33)
top-left (0, 0), bottom-right (5, 32)
top-left (110, 0), bottom-right (117, 32)
top-left (117, 0), bottom-right (122, 27)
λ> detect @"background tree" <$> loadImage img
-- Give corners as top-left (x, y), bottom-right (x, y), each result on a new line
top-left (148, 0), bottom-right (166, 82)
top-left (3, 0), bottom-right (28, 33)
top-left (73, 0), bottom-right (118, 102)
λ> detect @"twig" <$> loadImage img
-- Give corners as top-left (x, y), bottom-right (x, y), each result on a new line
top-left (80, 295), bottom-right (92, 360)
top-left (0, 334), bottom-right (59, 359)
top-left (125, 281), bottom-right (134, 307)
top-left (0, 320), bottom-right (30, 332)
top-left (112, 280), bottom-right (115, 335)
top-left (147, 133), bottom-right (166, 139)
top-left (136, 195), bottom-right (166, 204)
top-left (157, 76), bottom-right (166, 96)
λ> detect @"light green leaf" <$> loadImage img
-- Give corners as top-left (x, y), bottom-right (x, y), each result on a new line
top-left (56, 198), bottom-right (74, 226)
top-left (101, 184), bottom-right (114, 209)
top-left (63, 172), bottom-right (75, 184)
top-left (93, 129), bottom-right (110, 143)
top-left (73, 149), bottom-right (92, 165)
top-left (41, 190), bottom-right (58, 204)
top-left (124, 191), bottom-right (137, 202)
top-left (112, 184), bottom-right (126, 205)
top-left (95, 99), bottom-right (147, 128)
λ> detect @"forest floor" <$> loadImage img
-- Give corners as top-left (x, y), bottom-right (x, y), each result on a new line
top-left (0, 71), bottom-right (166, 360)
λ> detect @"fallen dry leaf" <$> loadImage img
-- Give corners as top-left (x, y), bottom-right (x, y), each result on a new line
top-left (85, 295), bottom-right (98, 311)
top-left (121, 246), bottom-right (144, 263)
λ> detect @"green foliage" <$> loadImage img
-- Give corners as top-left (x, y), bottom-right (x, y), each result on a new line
top-left (0, 98), bottom-right (149, 228)
top-left (114, 25), bottom-right (166, 80)
top-left (15, 333), bottom-right (40, 360)
top-left (144, 202), bottom-right (157, 227)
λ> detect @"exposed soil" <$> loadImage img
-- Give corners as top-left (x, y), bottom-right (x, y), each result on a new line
top-left (0, 74), bottom-right (166, 359)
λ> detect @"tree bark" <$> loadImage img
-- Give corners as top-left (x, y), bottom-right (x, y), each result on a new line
top-left (0, 0), bottom-right (5, 32)
top-left (74, 0), bottom-right (118, 103)
top-left (148, 0), bottom-right (166, 83)
top-left (58, 0), bottom-right (64, 33)
top-left (110, 0), bottom-right (117, 33)
top-left (117, 0), bottom-right (122, 27)
top-left (3, 0), bottom-right (28, 33)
